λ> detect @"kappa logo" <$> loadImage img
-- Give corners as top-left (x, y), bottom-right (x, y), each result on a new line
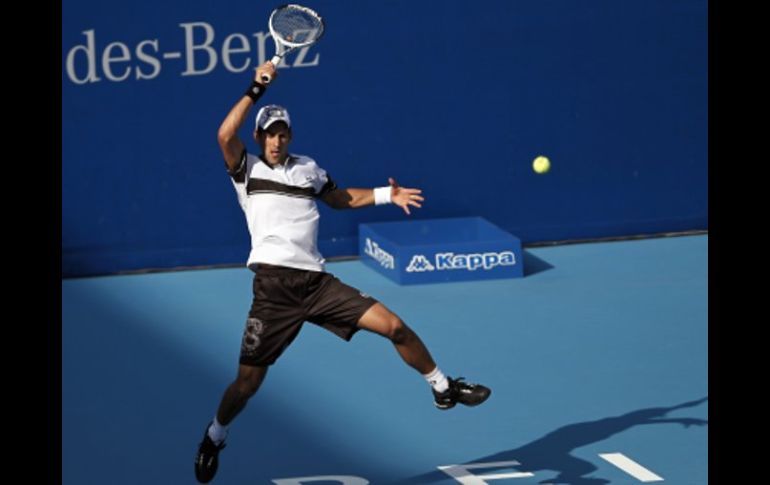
top-left (363, 238), bottom-right (395, 269)
top-left (406, 254), bottom-right (435, 272)
top-left (436, 251), bottom-right (516, 271)
top-left (406, 251), bottom-right (516, 272)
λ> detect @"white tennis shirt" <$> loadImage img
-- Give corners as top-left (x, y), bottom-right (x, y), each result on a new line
top-left (229, 150), bottom-right (336, 272)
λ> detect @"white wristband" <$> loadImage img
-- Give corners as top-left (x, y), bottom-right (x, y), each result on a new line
top-left (373, 186), bottom-right (392, 205)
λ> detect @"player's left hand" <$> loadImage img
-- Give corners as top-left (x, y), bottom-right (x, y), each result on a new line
top-left (388, 177), bottom-right (424, 215)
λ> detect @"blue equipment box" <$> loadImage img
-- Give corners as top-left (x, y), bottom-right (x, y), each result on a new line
top-left (358, 217), bottom-right (523, 285)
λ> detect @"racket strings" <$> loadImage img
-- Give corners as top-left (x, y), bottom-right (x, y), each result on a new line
top-left (271, 8), bottom-right (324, 44)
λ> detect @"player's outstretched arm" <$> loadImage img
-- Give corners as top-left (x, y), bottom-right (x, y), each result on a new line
top-left (321, 177), bottom-right (424, 215)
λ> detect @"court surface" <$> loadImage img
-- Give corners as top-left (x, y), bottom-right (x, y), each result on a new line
top-left (62, 235), bottom-right (708, 484)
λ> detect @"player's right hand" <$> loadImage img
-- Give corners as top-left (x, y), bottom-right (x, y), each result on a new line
top-left (255, 62), bottom-right (277, 86)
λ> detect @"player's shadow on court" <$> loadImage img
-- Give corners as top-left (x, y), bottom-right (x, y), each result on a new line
top-left (395, 397), bottom-right (707, 485)
top-left (523, 250), bottom-right (554, 277)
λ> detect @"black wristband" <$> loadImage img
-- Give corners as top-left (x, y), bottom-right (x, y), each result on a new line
top-left (244, 81), bottom-right (265, 103)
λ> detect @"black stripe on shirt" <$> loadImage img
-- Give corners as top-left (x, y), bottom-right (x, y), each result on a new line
top-left (227, 149), bottom-right (248, 183)
top-left (317, 177), bottom-right (338, 198)
top-left (247, 178), bottom-right (317, 198)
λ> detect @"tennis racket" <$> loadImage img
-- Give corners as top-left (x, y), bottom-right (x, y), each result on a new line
top-left (260, 4), bottom-right (325, 84)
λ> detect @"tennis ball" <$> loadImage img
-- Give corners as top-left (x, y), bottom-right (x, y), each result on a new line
top-left (533, 155), bottom-right (551, 174)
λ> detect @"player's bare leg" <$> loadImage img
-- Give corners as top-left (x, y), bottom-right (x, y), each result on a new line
top-left (357, 303), bottom-right (491, 410)
top-left (195, 365), bottom-right (268, 483)
top-left (216, 365), bottom-right (268, 424)
top-left (357, 303), bottom-right (436, 374)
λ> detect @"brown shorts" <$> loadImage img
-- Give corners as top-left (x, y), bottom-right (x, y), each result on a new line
top-left (239, 265), bottom-right (379, 367)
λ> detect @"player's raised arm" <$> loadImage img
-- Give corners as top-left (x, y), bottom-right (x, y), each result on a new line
top-left (217, 63), bottom-right (277, 171)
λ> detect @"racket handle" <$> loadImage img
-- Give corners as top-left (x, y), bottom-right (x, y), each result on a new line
top-left (260, 56), bottom-right (283, 84)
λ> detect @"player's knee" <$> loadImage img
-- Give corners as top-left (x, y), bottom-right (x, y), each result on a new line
top-left (387, 316), bottom-right (411, 344)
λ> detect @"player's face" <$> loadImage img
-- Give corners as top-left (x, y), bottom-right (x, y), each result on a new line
top-left (258, 122), bottom-right (292, 165)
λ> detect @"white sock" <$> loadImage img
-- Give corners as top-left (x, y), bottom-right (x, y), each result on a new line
top-left (207, 416), bottom-right (229, 445)
top-left (423, 367), bottom-right (449, 393)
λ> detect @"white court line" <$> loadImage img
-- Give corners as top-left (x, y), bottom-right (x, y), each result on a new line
top-left (599, 453), bottom-right (664, 482)
top-left (438, 461), bottom-right (534, 485)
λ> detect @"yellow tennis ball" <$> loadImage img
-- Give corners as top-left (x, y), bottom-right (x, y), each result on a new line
top-left (533, 155), bottom-right (551, 174)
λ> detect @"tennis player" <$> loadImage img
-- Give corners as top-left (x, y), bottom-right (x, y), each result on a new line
top-left (194, 61), bottom-right (491, 483)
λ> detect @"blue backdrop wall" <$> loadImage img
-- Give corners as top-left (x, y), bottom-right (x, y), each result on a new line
top-left (62, 0), bottom-right (708, 277)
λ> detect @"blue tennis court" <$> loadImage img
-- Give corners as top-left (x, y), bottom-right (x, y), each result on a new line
top-left (62, 234), bottom-right (707, 484)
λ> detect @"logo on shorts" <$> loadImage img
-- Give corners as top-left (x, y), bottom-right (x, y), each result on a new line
top-left (241, 317), bottom-right (266, 355)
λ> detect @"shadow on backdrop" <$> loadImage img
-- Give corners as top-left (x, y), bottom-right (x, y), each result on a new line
top-left (394, 397), bottom-right (707, 485)
top-left (523, 250), bottom-right (555, 277)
